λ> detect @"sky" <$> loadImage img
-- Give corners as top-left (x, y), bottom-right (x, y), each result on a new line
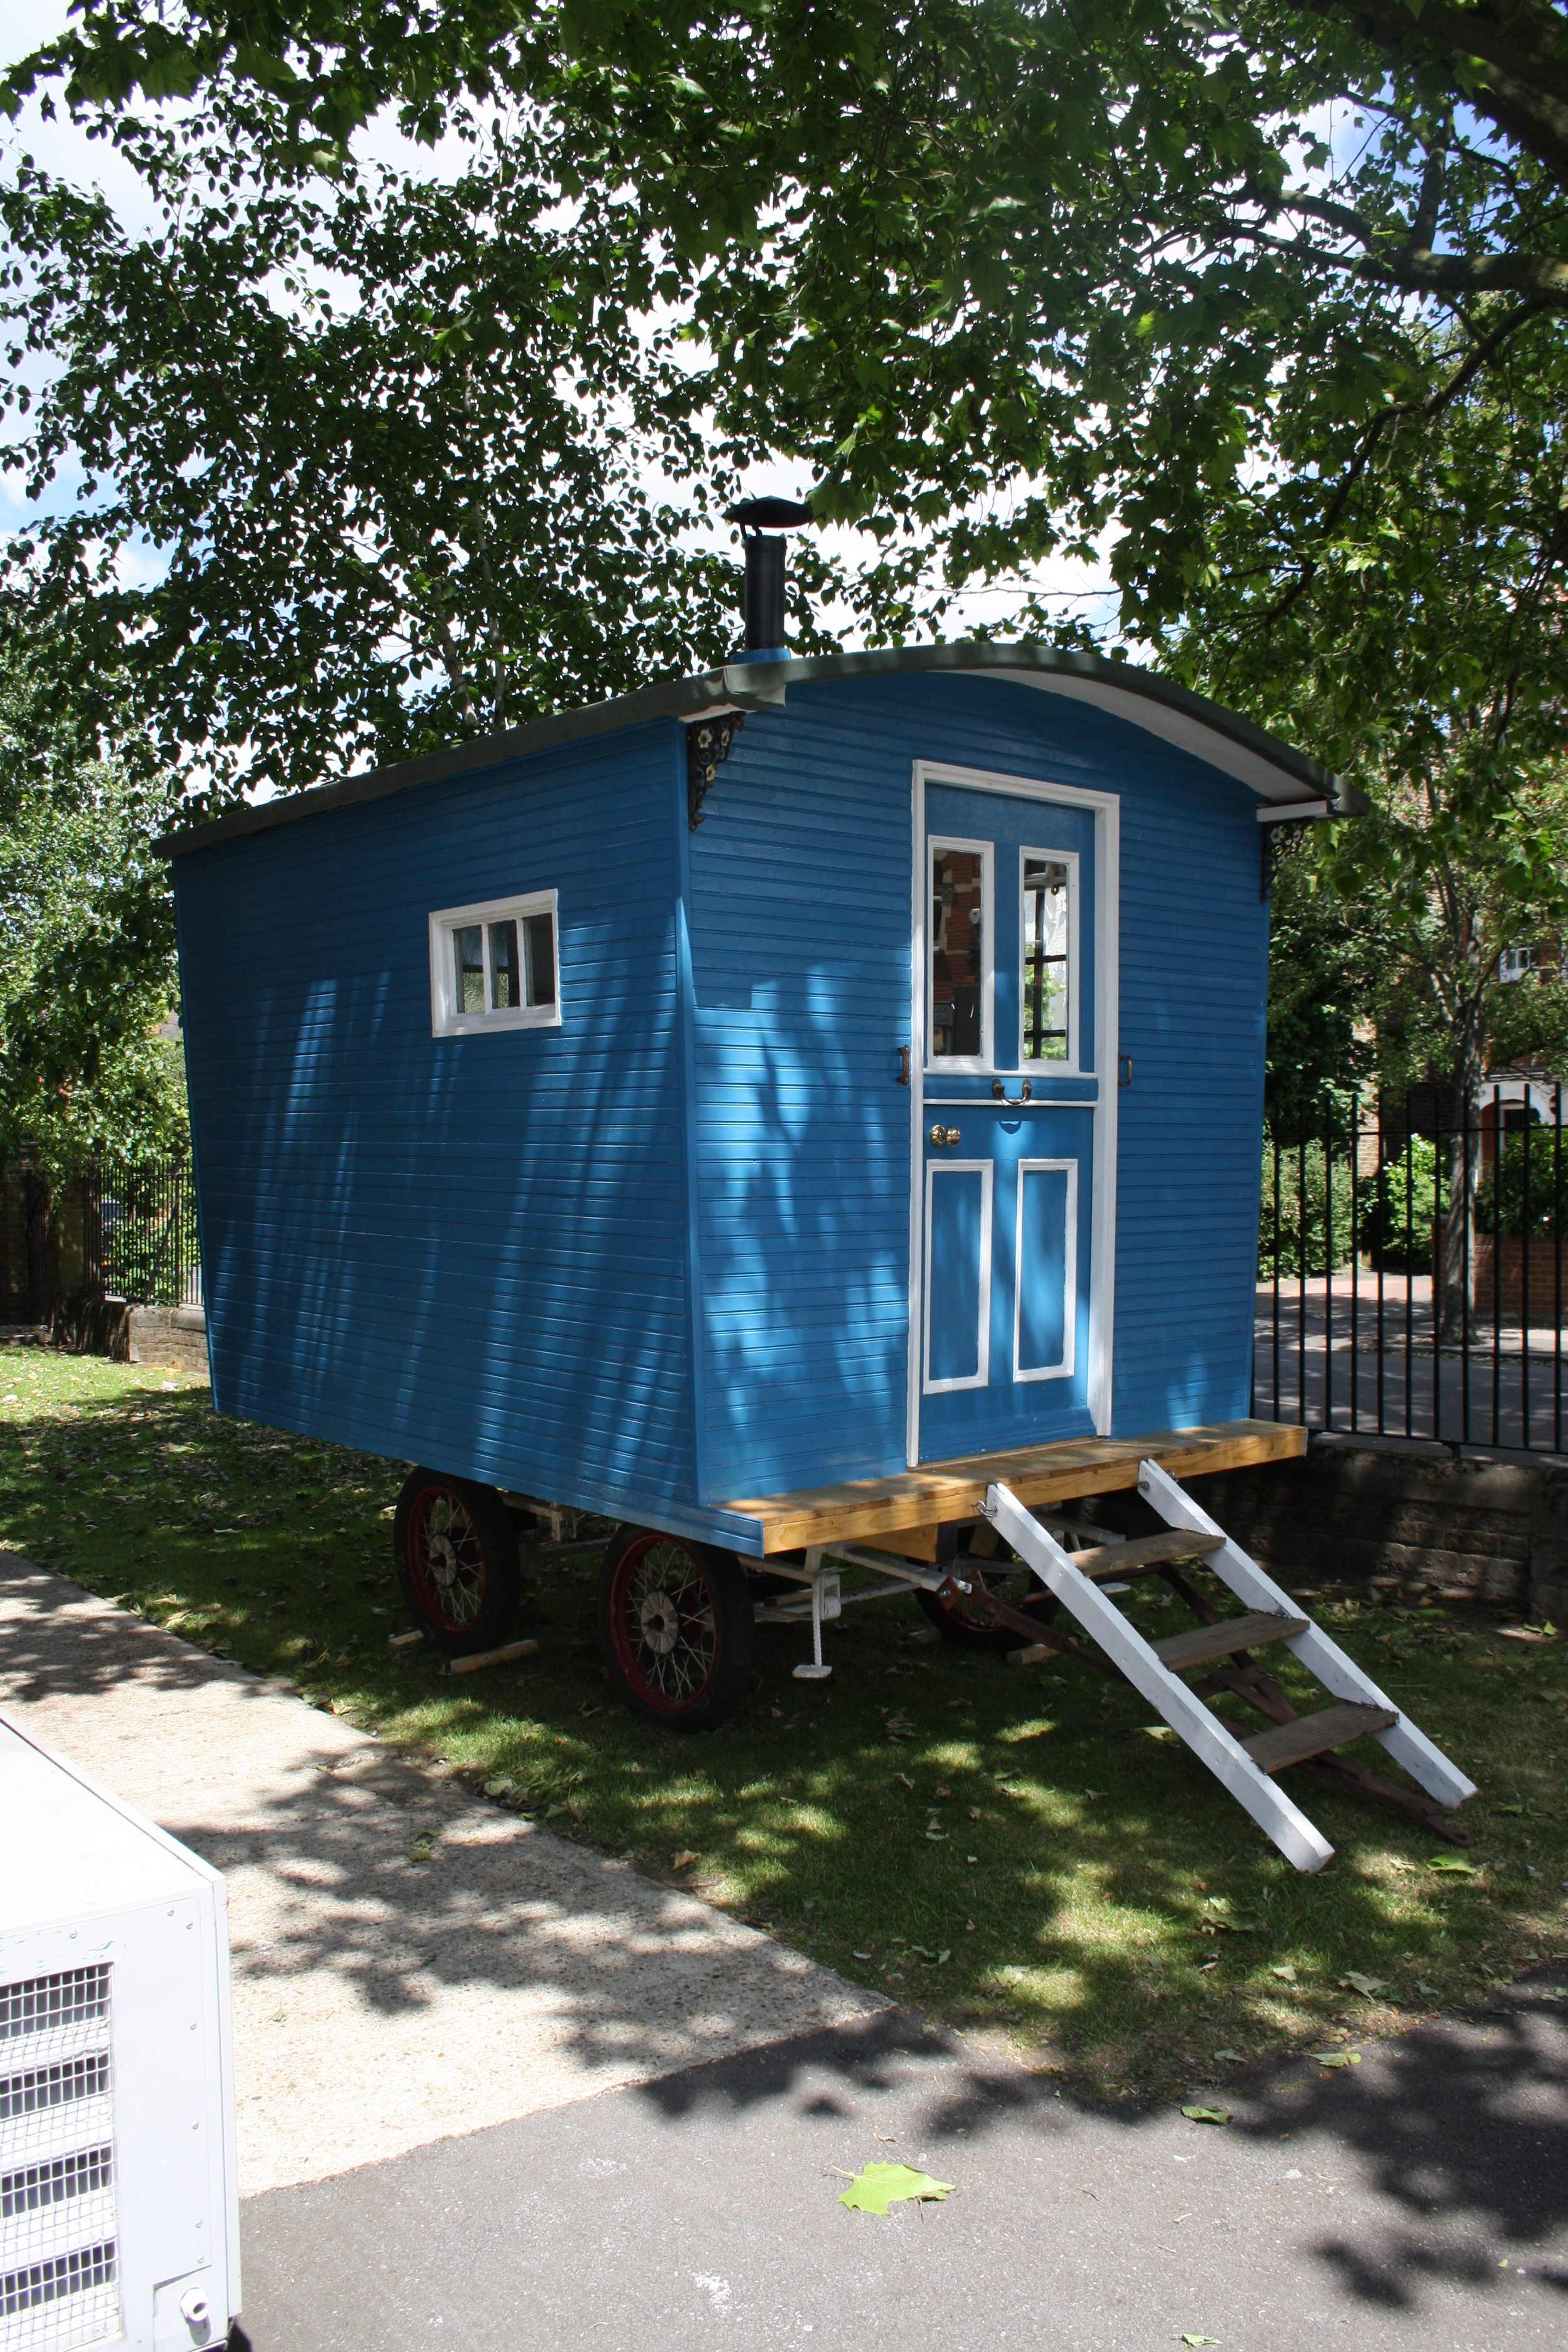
top-left (0, 1), bottom-right (1118, 685)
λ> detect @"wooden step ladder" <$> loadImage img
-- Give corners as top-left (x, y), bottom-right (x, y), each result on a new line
top-left (983, 1459), bottom-right (1476, 1873)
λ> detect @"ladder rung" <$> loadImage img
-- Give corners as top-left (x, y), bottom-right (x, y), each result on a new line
top-left (1067, 1530), bottom-right (1227, 1581)
top-left (1241, 1702), bottom-right (1398, 1774)
top-left (1152, 1611), bottom-right (1308, 1671)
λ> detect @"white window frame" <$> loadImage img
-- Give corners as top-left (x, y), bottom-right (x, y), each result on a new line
top-left (428, 890), bottom-right (561, 1037)
top-left (1017, 844), bottom-right (1081, 1074)
top-left (926, 835), bottom-right (993, 1073)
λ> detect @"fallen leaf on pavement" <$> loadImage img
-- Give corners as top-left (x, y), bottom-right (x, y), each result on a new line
top-left (1311, 2051), bottom-right (1363, 2069)
top-left (1181, 2106), bottom-right (1231, 2126)
top-left (837, 2163), bottom-right (953, 2217)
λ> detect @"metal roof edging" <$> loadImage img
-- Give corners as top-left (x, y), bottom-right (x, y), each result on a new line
top-left (153, 641), bottom-right (1364, 857)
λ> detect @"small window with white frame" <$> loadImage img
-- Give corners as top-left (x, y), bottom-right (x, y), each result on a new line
top-left (429, 891), bottom-right (560, 1037)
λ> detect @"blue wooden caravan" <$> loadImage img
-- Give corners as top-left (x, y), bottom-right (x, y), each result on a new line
top-left (164, 632), bottom-right (1353, 1685)
top-left (164, 612), bottom-right (1481, 1866)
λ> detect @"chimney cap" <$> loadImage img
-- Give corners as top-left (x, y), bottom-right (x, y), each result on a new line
top-left (725, 495), bottom-right (817, 531)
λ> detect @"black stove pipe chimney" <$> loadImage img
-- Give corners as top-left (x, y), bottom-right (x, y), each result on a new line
top-left (743, 534), bottom-right (787, 652)
top-left (725, 495), bottom-right (817, 655)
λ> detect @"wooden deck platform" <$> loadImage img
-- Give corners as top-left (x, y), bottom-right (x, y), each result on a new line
top-left (724, 1419), bottom-right (1307, 1557)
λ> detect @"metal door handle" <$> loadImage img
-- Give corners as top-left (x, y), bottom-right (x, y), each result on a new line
top-left (990, 1079), bottom-right (1033, 1104)
top-left (928, 1125), bottom-right (961, 1147)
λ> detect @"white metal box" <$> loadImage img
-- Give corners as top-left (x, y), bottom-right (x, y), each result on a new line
top-left (1, 1709), bottom-right (240, 2352)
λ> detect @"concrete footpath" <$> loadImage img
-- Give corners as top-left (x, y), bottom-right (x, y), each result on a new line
top-left (0, 1552), bottom-right (881, 2191)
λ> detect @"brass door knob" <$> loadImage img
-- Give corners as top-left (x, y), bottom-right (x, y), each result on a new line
top-left (928, 1124), bottom-right (962, 1147)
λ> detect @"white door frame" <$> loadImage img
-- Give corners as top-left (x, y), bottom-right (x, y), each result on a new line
top-left (907, 759), bottom-right (1120, 1466)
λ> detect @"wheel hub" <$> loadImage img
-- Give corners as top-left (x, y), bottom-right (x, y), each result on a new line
top-left (428, 1532), bottom-right (459, 1590)
top-left (638, 1589), bottom-right (680, 1655)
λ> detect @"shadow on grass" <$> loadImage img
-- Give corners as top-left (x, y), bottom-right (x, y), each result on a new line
top-left (0, 1548), bottom-right (877, 2094)
top-left (4, 1367), bottom-right (1565, 2117)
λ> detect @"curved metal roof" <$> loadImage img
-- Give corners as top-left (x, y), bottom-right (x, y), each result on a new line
top-left (156, 639), bottom-right (1364, 856)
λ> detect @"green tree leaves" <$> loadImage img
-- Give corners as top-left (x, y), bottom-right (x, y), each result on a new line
top-left (0, 656), bottom-right (184, 1177)
top-left (1, 114), bottom-right (835, 803)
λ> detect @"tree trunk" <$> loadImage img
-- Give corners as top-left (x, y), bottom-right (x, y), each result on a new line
top-left (1436, 1036), bottom-right (1487, 1348)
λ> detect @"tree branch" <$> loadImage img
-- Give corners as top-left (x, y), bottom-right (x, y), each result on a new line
top-left (1237, 201), bottom-right (1568, 300)
top-left (1330, 0), bottom-right (1568, 106)
top-left (1315, 0), bottom-right (1568, 186)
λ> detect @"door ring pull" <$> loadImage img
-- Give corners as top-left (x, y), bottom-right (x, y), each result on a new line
top-left (990, 1079), bottom-right (1032, 1104)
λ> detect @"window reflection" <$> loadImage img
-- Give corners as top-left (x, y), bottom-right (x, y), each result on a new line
top-left (1022, 856), bottom-right (1069, 1061)
top-left (489, 919), bottom-right (521, 1009)
top-left (454, 924), bottom-right (485, 1014)
top-left (931, 848), bottom-right (985, 1058)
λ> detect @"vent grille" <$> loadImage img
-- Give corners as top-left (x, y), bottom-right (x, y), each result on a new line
top-left (0, 1968), bottom-right (119, 2352)
top-left (1, 2243), bottom-right (116, 2316)
top-left (0, 2243), bottom-right (119, 2352)
top-left (0, 2065), bottom-right (109, 2127)
top-left (0, 1978), bottom-right (107, 2048)
top-left (1, 2153), bottom-right (114, 2223)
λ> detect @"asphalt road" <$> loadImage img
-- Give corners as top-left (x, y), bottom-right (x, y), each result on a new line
top-left (238, 1973), bottom-right (1568, 2352)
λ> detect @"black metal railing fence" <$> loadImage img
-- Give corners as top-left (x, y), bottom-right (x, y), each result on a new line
top-left (1254, 1084), bottom-right (1565, 1454)
top-left (81, 1155), bottom-right (203, 1309)
top-left (3, 1154), bottom-right (202, 1322)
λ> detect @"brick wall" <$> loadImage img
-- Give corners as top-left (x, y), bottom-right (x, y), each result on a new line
top-left (1073, 1438), bottom-right (1568, 1626)
top-left (127, 1305), bottom-right (209, 1377)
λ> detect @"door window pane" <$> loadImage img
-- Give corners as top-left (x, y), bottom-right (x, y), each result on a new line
top-left (454, 924), bottom-right (485, 1014)
top-left (1022, 857), bottom-right (1069, 1061)
top-left (931, 848), bottom-right (985, 1059)
top-left (524, 911), bottom-right (556, 1007)
top-left (489, 919), bottom-right (521, 1009)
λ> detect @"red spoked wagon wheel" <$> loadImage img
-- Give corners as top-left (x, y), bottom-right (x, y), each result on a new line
top-left (597, 1527), bottom-right (755, 1732)
top-left (393, 1468), bottom-right (521, 1658)
top-left (916, 1539), bottom-right (1060, 1652)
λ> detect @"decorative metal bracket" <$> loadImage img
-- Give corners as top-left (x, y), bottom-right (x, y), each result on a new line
top-left (687, 713), bottom-right (744, 829)
top-left (1261, 814), bottom-right (1320, 900)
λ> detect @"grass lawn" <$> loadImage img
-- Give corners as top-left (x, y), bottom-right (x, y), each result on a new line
top-left (3, 1347), bottom-right (1566, 2099)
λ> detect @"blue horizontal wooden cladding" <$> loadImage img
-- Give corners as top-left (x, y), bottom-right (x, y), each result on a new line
top-left (174, 722), bottom-right (705, 1524)
top-left (174, 661), bottom-right (1271, 1542)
